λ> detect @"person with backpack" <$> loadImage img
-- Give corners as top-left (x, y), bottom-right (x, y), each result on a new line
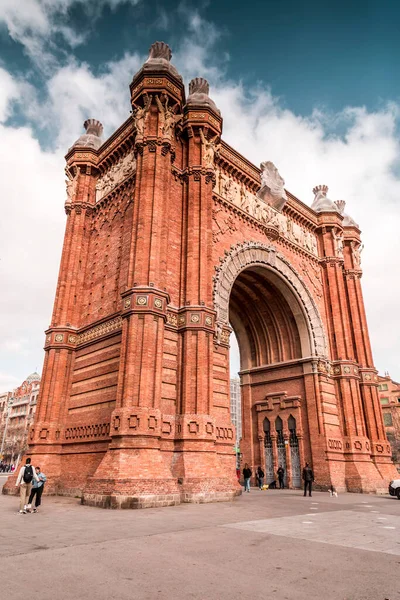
top-left (27, 467), bottom-right (47, 513)
top-left (15, 458), bottom-right (39, 514)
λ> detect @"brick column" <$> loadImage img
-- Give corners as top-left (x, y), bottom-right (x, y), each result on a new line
top-left (82, 83), bottom-right (184, 507)
top-left (343, 233), bottom-right (396, 483)
top-left (172, 99), bottom-right (239, 502)
top-left (2, 155), bottom-right (99, 496)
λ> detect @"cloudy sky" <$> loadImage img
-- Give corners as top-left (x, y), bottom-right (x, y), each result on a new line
top-left (0, 0), bottom-right (399, 391)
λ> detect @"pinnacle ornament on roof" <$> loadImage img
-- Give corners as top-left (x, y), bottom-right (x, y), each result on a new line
top-left (147, 41), bottom-right (172, 62)
top-left (334, 200), bottom-right (346, 214)
top-left (311, 184), bottom-right (339, 213)
top-left (186, 77), bottom-right (220, 115)
top-left (70, 119), bottom-right (103, 151)
top-left (312, 184), bottom-right (329, 197)
top-left (84, 119), bottom-right (103, 137)
top-left (189, 77), bottom-right (209, 95)
top-left (141, 41), bottom-right (182, 81)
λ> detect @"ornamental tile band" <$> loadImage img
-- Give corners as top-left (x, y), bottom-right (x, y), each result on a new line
top-left (77, 316), bottom-right (123, 345)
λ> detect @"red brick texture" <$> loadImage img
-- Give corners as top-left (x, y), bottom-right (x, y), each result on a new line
top-left (4, 49), bottom-right (397, 506)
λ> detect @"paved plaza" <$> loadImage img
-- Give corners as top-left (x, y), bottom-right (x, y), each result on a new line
top-left (1, 475), bottom-right (399, 600)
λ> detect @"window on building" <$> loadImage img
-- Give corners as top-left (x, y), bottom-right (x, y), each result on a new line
top-left (379, 383), bottom-right (388, 391)
top-left (380, 398), bottom-right (389, 405)
top-left (383, 413), bottom-right (393, 427)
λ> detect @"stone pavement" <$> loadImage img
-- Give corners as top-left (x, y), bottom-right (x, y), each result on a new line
top-left (1, 475), bottom-right (399, 600)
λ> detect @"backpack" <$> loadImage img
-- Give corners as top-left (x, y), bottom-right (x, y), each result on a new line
top-left (23, 465), bottom-right (33, 484)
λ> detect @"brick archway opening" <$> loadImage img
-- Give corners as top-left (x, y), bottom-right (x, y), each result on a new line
top-left (230, 265), bottom-right (307, 370)
top-left (228, 264), bottom-right (312, 489)
top-left (216, 243), bottom-right (329, 489)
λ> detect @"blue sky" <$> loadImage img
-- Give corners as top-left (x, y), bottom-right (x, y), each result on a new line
top-left (2, 1), bottom-right (400, 126)
top-left (0, 0), bottom-right (399, 389)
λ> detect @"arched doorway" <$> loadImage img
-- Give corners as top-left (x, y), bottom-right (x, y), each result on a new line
top-left (228, 263), bottom-right (310, 488)
top-left (216, 243), bottom-right (328, 489)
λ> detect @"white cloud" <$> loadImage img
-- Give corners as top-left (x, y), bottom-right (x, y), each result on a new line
top-left (0, 67), bottom-right (21, 122)
top-left (0, 373), bottom-right (20, 393)
top-left (0, 9), bottom-right (400, 390)
top-left (0, 117), bottom-right (66, 390)
top-left (0, 0), bottom-right (141, 68)
top-left (44, 53), bottom-right (142, 148)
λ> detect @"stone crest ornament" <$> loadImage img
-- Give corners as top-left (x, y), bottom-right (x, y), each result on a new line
top-left (70, 119), bottom-right (103, 151)
top-left (143, 41), bottom-right (182, 81)
top-left (334, 199), bottom-right (359, 228)
top-left (186, 77), bottom-right (220, 114)
top-left (148, 41), bottom-right (172, 61)
top-left (199, 128), bottom-right (220, 169)
top-left (258, 161), bottom-right (287, 211)
top-left (311, 185), bottom-right (339, 213)
top-left (155, 95), bottom-right (182, 139)
top-left (190, 77), bottom-right (208, 95)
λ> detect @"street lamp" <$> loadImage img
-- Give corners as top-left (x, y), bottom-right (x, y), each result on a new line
top-left (0, 398), bottom-right (14, 459)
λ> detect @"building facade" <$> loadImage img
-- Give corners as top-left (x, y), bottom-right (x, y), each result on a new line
top-left (230, 378), bottom-right (242, 448)
top-left (0, 391), bottom-right (12, 457)
top-left (1, 373), bottom-right (40, 464)
top-left (378, 374), bottom-right (400, 471)
top-left (4, 42), bottom-right (396, 507)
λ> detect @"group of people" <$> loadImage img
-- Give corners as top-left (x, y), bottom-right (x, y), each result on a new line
top-left (242, 462), bottom-right (315, 496)
top-left (0, 462), bottom-right (15, 473)
top-left (15, 458), bottom-right (47, 514)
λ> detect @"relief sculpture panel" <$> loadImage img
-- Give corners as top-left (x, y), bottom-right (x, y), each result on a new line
top-left (214, 168), bottom-right (318, 256)
top-left (96, 151), bottom-right (136, 202)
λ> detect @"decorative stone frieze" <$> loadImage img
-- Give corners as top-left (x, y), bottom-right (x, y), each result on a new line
top-left (95, 151), bottom-right (136, 202)
top-left (214, 168), bottom-right (318, 256)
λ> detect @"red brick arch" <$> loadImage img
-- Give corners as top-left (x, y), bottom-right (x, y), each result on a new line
top-left (213, 241), bottom-right (328, 358)
top-left (6, 43), bottom-right (395, 508)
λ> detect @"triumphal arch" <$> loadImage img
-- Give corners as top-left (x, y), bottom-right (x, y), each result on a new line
top-left (7, 42), bottom-right (395, 507)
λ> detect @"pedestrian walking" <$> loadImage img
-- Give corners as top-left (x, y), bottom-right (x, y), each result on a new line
top-left (302, 462), bottom-right (314, 497)
top-left (277, 465), bottom-right (285, 489)
top-left (15, 458), bottom-right (39, 514)
top-left (243, 463), bottom-right (252, 493)
top-left (27, 467), bottom-right (47, 512)
top-left (256, 466), bottom-right (264, 490)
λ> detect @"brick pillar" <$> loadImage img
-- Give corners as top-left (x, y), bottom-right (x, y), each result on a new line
top-left (316, 215), bottom-right (394, 491)
top-left (343, 233), bottom-right (397, 484)
top-left (82, 79), bottom-right (184, 507)
top-left (2, 155), bottom-right (99, 496)
top-left (172, 100), bottom-right (240, 502)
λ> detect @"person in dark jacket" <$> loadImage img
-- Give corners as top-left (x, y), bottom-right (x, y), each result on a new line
top-left (243, 463), bottom-right (252, 493)
top-left (27, 467), bottom-right (47, 512)
top-left (256, 466), bottom-right (264, 490)
top-left (302, 462), bottom-right (314, 497)
top-left (15, 457), bottom-right (39, 514)
top-left (277, 466), bottom-right (285, 489)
